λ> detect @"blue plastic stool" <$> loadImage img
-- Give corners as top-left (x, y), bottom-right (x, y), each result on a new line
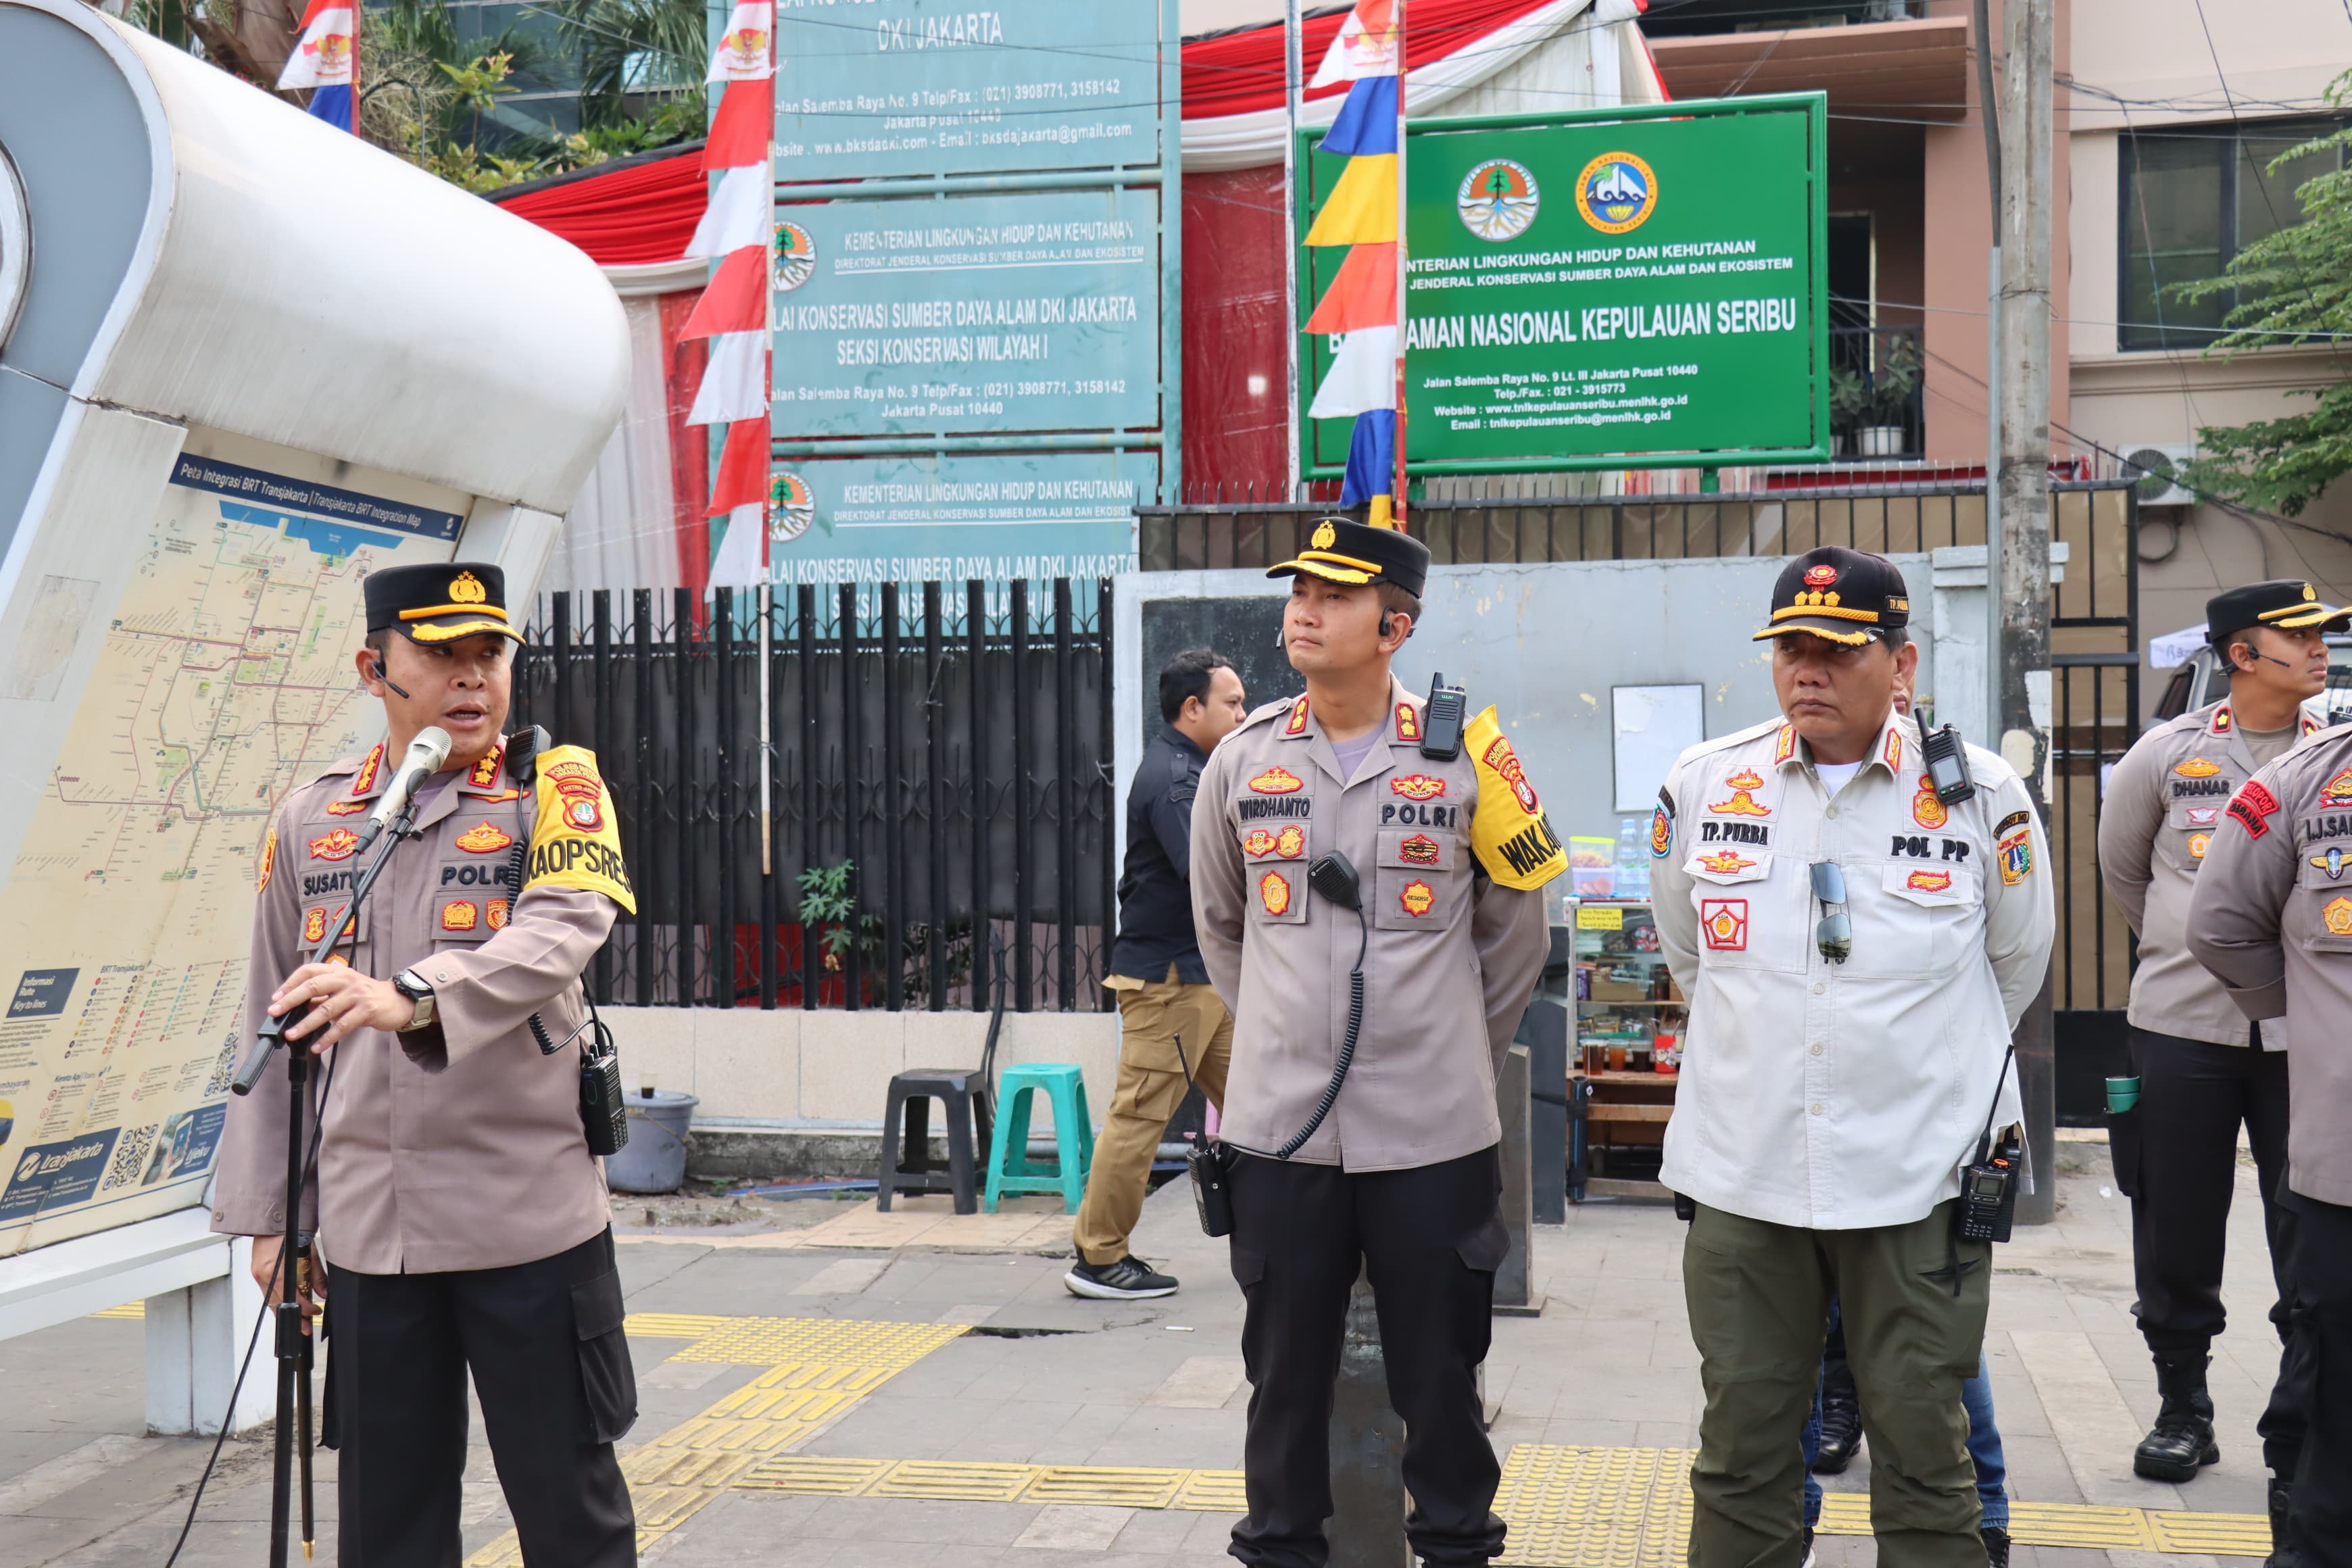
top-left (983, 1063), bottom-right (1094, 1214)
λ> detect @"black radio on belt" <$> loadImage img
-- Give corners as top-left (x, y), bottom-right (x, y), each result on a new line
top-left (1421, 672), bottom-right (1467, 761)
top-left (1957, 1131), bottom-right (2022, 1243)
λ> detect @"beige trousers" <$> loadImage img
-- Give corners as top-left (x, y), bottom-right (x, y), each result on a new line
top-left (1073, 968), bottom-right (1231, 1265)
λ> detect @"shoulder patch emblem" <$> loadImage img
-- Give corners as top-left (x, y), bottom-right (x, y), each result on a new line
top-left (1994, 809), bottom-right (2032, 837)
top-left (257, 828), bottom-right (276, 892)
top-left (2322, 768), bottom-right (2352, 806)
top-left (1481, 734), bottom-right (1541, 815)
top-left (1911, 775), bottom-right (1949, 831)
top-left (1998, 829), bottom-right (2033, 885)
top-left (2228, 779), bottom-right (2282, 838)
top-left (522, 744), bottom-right (635, 914)
top-left (2174, 756), bottom-right (2222, 778)
top-left (455, 820), bottom-right (515, 854)
top-left (1398, 879), bottom-right (1435, 917)
top-left (1391, 773), bottom-right (1446, 800)
top-left (308, 828), bottom-right (359, 862)
top-left (1465, 707), bottom-right (1567, 890)
top-left (325, 798), bottom-right (368, 816)
top-left (1394, 703), bottom-right (1421, 742)
top-left (1650, 802), bottom-right (1674, 859)
top-left (1258, 869), bottom-right (1293, 916)
top-left (1698, 850), bottom-right (1756, 875)
top-left (441, 900), bottom-right (479, 931)
top-left (1907, 869), bottom-right (1953, 892)
top-left (1709, 768), bottom-right (1771, 818)
top-left (543, 757), bottom-right (606, 832)
top-left (1250, 766), bottom-right (1304, 795)
top-left (1400, 833), bottom-right (1442, 865)
top-left (2327, 896), bottom-right (2352, 937)
top-left (1283, 695), bottom-right (1310, 737)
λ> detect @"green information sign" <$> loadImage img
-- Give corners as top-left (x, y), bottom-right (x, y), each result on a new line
top-left (1297, 94), bottom-right (1828, 475)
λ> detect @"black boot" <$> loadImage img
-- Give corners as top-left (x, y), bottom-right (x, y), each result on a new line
top-left (1982, 1525), bottom-right (2011, 1568)
top-left (1813, 1357), bottom-right (1862, 1473)
top-left (2266, 1475), bottom-right (2301, 1568)
top-left (2133, 1355), bottom-right (2221, 1481)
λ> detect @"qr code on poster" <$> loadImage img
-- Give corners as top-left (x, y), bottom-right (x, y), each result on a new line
top-left (203, 1039), bottom-right (237, 1097)
top-left (105, 1124), bottom-right (160, 1192)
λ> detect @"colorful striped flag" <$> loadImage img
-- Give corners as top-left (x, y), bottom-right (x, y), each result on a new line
top-left (277, 0), bottom-right (358, 131)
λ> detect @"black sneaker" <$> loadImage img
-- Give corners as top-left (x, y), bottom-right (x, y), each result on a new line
top-left (1983, 1525), bottom-right (2010, 1568)
top-left (1802, 1527), bottom-right (1817, 1568)
top-left (1064, 1256), bottom-right (1178, 1299)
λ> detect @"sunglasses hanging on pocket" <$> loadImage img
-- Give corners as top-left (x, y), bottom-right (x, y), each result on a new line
top-left (1810, 860), bottom-right (1851, 963)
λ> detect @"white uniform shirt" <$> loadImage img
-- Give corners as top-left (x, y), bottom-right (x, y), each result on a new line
top-left (1650, 712), bottom-right (2056, 1229)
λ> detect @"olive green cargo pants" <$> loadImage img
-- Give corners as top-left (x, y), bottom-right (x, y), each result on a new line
top-left (1683, 1200), bottom-right (1991, 1568)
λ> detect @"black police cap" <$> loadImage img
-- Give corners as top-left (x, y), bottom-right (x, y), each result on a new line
top-left (1265, 516), bottom-right (1430, 599)
top-left (364, 562), bottom-right (524, 645)
top-left (1753, 547), bottom-right (1911, 647)
top-left (2206, 579), bottom-right (2351, 645)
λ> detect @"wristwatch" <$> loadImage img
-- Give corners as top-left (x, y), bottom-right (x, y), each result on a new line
top-left (393, 969), bottom-right (437, 1032)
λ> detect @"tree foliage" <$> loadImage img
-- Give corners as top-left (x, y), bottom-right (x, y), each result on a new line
top-left (2172, 70), bottom-right (2352, 516)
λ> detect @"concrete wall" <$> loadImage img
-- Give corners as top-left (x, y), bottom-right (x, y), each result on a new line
top-left (607, 1005), bottom-right (1121, 1135)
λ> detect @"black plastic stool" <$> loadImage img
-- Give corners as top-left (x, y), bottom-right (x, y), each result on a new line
top-left (876, 1070), bottom-right (987, 1213)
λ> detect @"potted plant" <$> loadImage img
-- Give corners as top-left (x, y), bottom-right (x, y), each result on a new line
top-left (1857, 337), bottom-right (1920, 457)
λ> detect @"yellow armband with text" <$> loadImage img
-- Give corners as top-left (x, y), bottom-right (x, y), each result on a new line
top-left (1467, 707), bottom-right (1567, 890)
top-left (524, 745), bottom-right (637, 913)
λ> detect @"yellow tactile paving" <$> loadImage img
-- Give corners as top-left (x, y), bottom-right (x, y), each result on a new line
top-left (462, 1315), bottom-right (969, 1567)
top-left (718, 1444), bottom-right (2278, 1562)
top-left (89, 1302), bottom-right (145, 1319)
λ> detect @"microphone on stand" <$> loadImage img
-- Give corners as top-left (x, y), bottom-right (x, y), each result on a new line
top-left (359, 727), bottom-right (453, 850)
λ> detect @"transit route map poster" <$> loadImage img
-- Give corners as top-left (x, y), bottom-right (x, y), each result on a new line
top-left (1297, 95), bottom-right (1828, 475)
top-left (0, 430), bottom-right (464, 1255)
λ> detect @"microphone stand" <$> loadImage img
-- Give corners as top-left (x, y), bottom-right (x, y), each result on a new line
top-left (230, 797), bottom-right (422, 1567)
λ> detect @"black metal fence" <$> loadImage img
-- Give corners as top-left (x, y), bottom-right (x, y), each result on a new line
top-left (509, 581), bottom-right (1114, 1012)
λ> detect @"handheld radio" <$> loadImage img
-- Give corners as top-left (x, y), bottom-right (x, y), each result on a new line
top-left (1421, 672), bottom-right (1467, 761)
top-left (1922, 722), bottom-right (1977, 806)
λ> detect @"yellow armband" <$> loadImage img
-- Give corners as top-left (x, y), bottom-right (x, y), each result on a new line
top-left (1467, 707), bottom-right (1567, 890)
top-left (523, 745), bottom-right (637, 914)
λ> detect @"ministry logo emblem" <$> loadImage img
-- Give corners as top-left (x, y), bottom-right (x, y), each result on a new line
top-left (1458, 159), bottom-right (1541, 243)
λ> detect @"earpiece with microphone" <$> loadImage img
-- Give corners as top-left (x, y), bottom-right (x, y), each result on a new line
top-left (372, 659), bottom-right (412, 700)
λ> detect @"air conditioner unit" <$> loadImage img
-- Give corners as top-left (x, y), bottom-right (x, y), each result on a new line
top-left (2119, 442), bottom-right (2198, 508)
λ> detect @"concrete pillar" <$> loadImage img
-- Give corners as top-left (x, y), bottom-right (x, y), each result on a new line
top-left (145, 1235), bottom-right (274, 1436)
top-left (1494, 1043), bottom-right (1540, 1317)
top-left (1327, 1270), bottom-right (1410, 1568)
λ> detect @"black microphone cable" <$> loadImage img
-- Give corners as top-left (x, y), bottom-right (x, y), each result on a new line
top-left (1275, 901), bottom-right (1369, 1161)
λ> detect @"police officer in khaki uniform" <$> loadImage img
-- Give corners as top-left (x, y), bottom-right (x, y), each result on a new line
top-left (2095, 580), bottom-right (2341, 1511)
top-left (2190, 725), bottom-right (2352, 1568)
top-left (1191, 518), bottom-right (1563, 1568)
top-left (215, 563), bottom-right (639, 1567)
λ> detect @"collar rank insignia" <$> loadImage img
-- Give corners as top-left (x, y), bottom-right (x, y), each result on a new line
top-left (468, 745), bottom-right (504, 789)
top-left (1912, 774), bottom-right (1950, 831)
top-left (455, 821), bottom-right (515, 854)
top-left (1249, 766), bottom-right (1304, 795)
top-left (1258, 869), bottom-right (1293, 915)
top-left (2305, 712), bottom-right (2323, 736)
top-left (1394, 703), bottom-right (1421, 742)
top-left (2311, 846), bottom-right (2351, 881)
top-left (1882, 729), bottom-right (1904, 773)
top-left (1708, 768), bottom-right (1771, 817)
top-left (1391, 773), bottom-right (1446, 800)
top-left (1907, 869), bottom-right (1953, 892)
top-left (2327, 895), bottom-right (2352, 937)
top-left (349, 743), bottom-right (384, 798)
top-left (308, 828), bottom-right (359, 862)
top-left (2211, 705), bottom-right (2234, 735)
top-left (2175, 757), bottom-right (2222, 778)
top-left (1698, 850), bottom-right (1757, 875)
top-left (1400, 833), bottom-right (1442, 865)
top-left (2322, 768), bottom-right (2352, 806)
top-left (1398, 879), bottom-right (1435, 917)
top-left (1773, 725), bottom-right (1797, 766)
top-left (1283, 695), bottom-right (1310, 737)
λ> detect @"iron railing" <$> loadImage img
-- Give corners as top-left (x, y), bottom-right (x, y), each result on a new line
top-left (508, 581), bottom-right (1115, 1013)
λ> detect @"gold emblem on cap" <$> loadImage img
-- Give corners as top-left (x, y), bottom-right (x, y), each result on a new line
top-left (1312, 520), bottom-right (1337, 549)
top-left (448, 571), bottom-right (488, 605)
top-left (2305, 583), bottom-right (2318, 600)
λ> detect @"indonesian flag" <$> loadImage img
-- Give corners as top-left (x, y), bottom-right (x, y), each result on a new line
top-left (709, 3), bottom-right (777, 81)
top-left (278, 0), bottom-right (358, 130)
top-left (1310, 0), bottom-right (1400, 88)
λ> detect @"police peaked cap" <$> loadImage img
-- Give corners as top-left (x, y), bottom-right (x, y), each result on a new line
top-left (2206, 579), bottom-right (2352, 645)
top-left (1753, 547), bottom-right (1911, 647)
top-left (364, 562), bottom-right (524, 645)
top-left (1266, 516), bottom-right (1430, 599)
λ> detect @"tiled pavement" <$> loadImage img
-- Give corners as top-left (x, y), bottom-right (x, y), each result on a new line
top-left (0, 1141), bottom-right (2291, 1566)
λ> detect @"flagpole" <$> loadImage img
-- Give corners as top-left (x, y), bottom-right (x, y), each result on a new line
top-left (1389, 0), bottom-right (1408, 533)
top-left (1283, 0), bottom-right (1302, 506)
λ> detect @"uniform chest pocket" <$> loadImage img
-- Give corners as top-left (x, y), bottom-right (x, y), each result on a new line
top-left (1842, 863), bottom-right (1982, 977)
top-left (1235, 789), bottom-right (1313, 927)
top-left (2167, 800), bottom-right (2228, 864)
top-left (1375, 827), bottom-right (1462, 933)
top-left (1684, 849), bottom-right (1800, 973)
top-left (292, 827), bottom-right (372, 956)
top-left (2297, 842), bottom-right (2352, 948)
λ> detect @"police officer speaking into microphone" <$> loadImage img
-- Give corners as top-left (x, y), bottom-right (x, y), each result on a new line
top-left (1191, 518), bottom-right (1565, 1568)
top-left (2094, 579), bottom-right (2341, 1515)
top-left (214, 563), bottom-right (641, 1567)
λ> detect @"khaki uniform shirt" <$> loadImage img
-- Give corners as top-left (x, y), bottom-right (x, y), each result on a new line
top-left (2097, 700), bottom-right (2318, 1047)
top-left (1190, 679), bottom-right (1557, 1172)
top-left (213, 735), bottom-right (633, 1273)
top-left (1651, 712), bottom-right (2055, 1229)
top-left (2187, 727), bottom-right (2352, 1205)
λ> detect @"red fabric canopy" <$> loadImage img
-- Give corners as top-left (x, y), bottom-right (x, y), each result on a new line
top-left (489, 149), bottom-right (707, 266)
top-left (1180, 0), bottom-right (1562, 120)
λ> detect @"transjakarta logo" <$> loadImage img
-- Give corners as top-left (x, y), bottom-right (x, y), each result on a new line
top-left (18, 1139), bottom-right (103, 1181)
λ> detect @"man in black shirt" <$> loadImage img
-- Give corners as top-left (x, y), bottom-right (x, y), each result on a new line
top-left (1068, 648), bottom-right (1249, 1298)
